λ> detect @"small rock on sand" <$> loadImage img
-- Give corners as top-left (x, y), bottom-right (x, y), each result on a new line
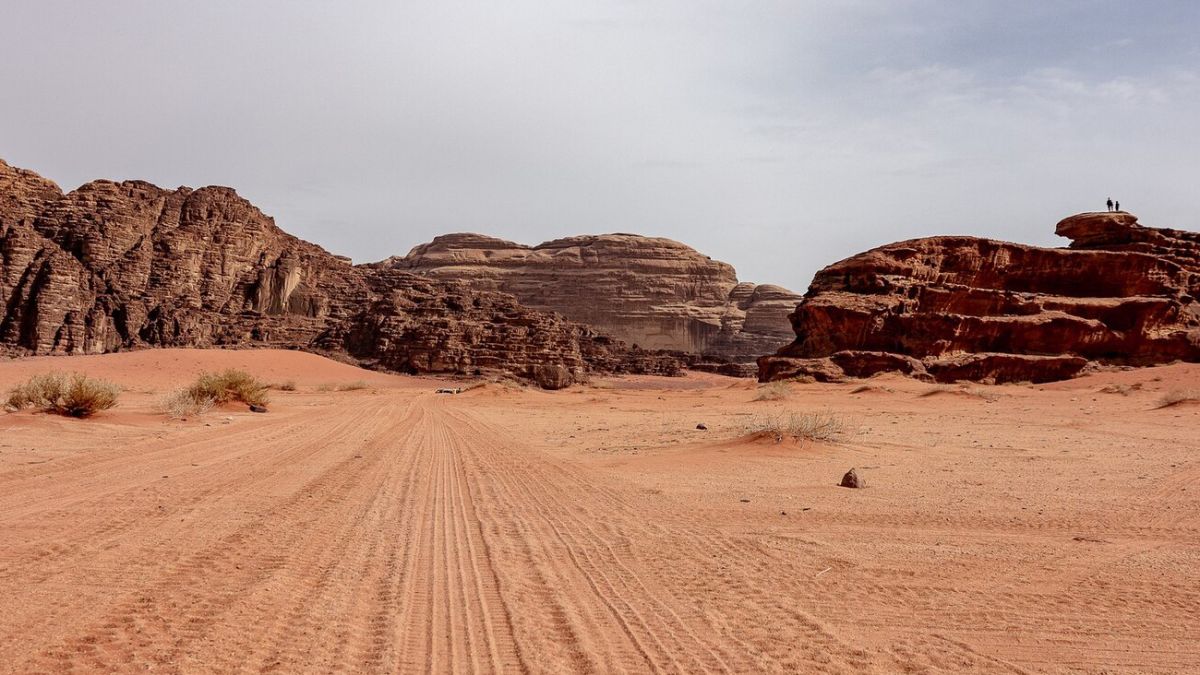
top-left (839, 468), bottom-right (865, 489)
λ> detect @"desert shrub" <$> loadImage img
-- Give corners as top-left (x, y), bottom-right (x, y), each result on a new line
top-left (1158, 389), bottom-right (1199, 408)
top-left (919, 384), bottom-right (998, 401)
top-left (160, 389), bottom-right (215, 419)
top-left (5, 372), bottom-right (120, 418)
top-left (753, 382), bottom-right (790, 402)
top-left (963, 386), bottom-right (1000, 401)
top-left (186, 369), bottom-right (269, 407)
top-left (317, 380), bottom-right (370, 392)
top-left (850, 383), bottom-right (893, 394)
top-left (273, 380), bottom-right (297, 392)
top-left (478, 377), bottom-right (524, 391)
top-left (745, 411), bottom-right (848, 443)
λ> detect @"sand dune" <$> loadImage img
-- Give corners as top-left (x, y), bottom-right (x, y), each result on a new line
top-left (1, 350), bottom-right (1196, 673)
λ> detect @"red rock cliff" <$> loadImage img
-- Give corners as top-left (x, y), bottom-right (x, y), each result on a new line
top-left (0, 159), bottom-right (681, 387)
top-left (384, 232), bottom-right (801, 362)
top-left (758, 212), bottom-right (1200, 383)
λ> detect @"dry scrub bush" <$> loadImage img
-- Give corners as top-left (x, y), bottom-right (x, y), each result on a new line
top-left (317, 380), bottom-right (369, 392)
top-left (753, 382), bottom-right (790, 401)
top-left (1098, 383), bottom-right (1142, 395)
top-left (178, 369), bottom-right (269, 410)
top-left (5, 372), bottom-right (120, 418)
top-left (745, 411), bottom-right (849, 444)
top-left (919, 384), bottom-right (999, 402)
top-left (1158, 389), bottom-right (1199, 408)
top-left (850, 383), bottom-right (894, 394)
top-left (457, 377), bottom-right (524, 393)
top-left (273, 380), bottom-right (297, 391)
top-left (160, 389), bottom-right (215, 419)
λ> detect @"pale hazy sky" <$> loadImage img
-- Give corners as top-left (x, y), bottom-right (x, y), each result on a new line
top-left (3, 1), bottom-right (1198, 289)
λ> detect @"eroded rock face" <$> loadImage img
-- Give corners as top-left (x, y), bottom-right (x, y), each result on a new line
top-left (311, 270), bottom-right (682, 386)
top-left (759, 212), bottom-right (1200, 383)
top-left (0, 159), bottom-right (682, 387)
top-left (383, 233), bottom-right (801, 362)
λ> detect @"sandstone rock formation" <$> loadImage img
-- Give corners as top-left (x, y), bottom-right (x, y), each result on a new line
top-left (311, 269), bottom-right (680, 388)
top-left (759, 212), bottom-right (1200, 383)
top-left (0, 159), bottom-right (681, 387)
top-left (383, 233), bottom-right (801, 362)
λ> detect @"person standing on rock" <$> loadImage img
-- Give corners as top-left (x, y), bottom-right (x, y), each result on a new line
top-left (1115, 200), bottom-right (1121, 212)
top-left (1107, 198), bottom-right (1114, 212)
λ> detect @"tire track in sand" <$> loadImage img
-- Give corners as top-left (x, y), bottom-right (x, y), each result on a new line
top-left (393, 399), bottom-right (525, 674)
top-left (439, 402), bottom-right (1027, 674)
top-left (10, 398), bottom-right (414, 672)
top-left (1, 386), bottom-right (1039, 674)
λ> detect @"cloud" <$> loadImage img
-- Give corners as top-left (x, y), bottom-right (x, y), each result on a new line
top-left (1, 1), bottom-right (1197, 289)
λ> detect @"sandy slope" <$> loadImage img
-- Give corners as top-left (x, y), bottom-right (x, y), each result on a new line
top-left (0, 350), bottom-right (1196, 673)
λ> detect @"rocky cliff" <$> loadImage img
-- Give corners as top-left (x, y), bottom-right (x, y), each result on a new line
top-left (382, 233), bottom-right (801, 362)
top-left (0, 159), bottom-right (681, 387)
top-left (759, 212), bottom-right (1200, 383)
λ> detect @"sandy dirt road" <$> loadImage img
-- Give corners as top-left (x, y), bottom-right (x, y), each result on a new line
top-left (0, 350), bottom-right (1197, 673)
